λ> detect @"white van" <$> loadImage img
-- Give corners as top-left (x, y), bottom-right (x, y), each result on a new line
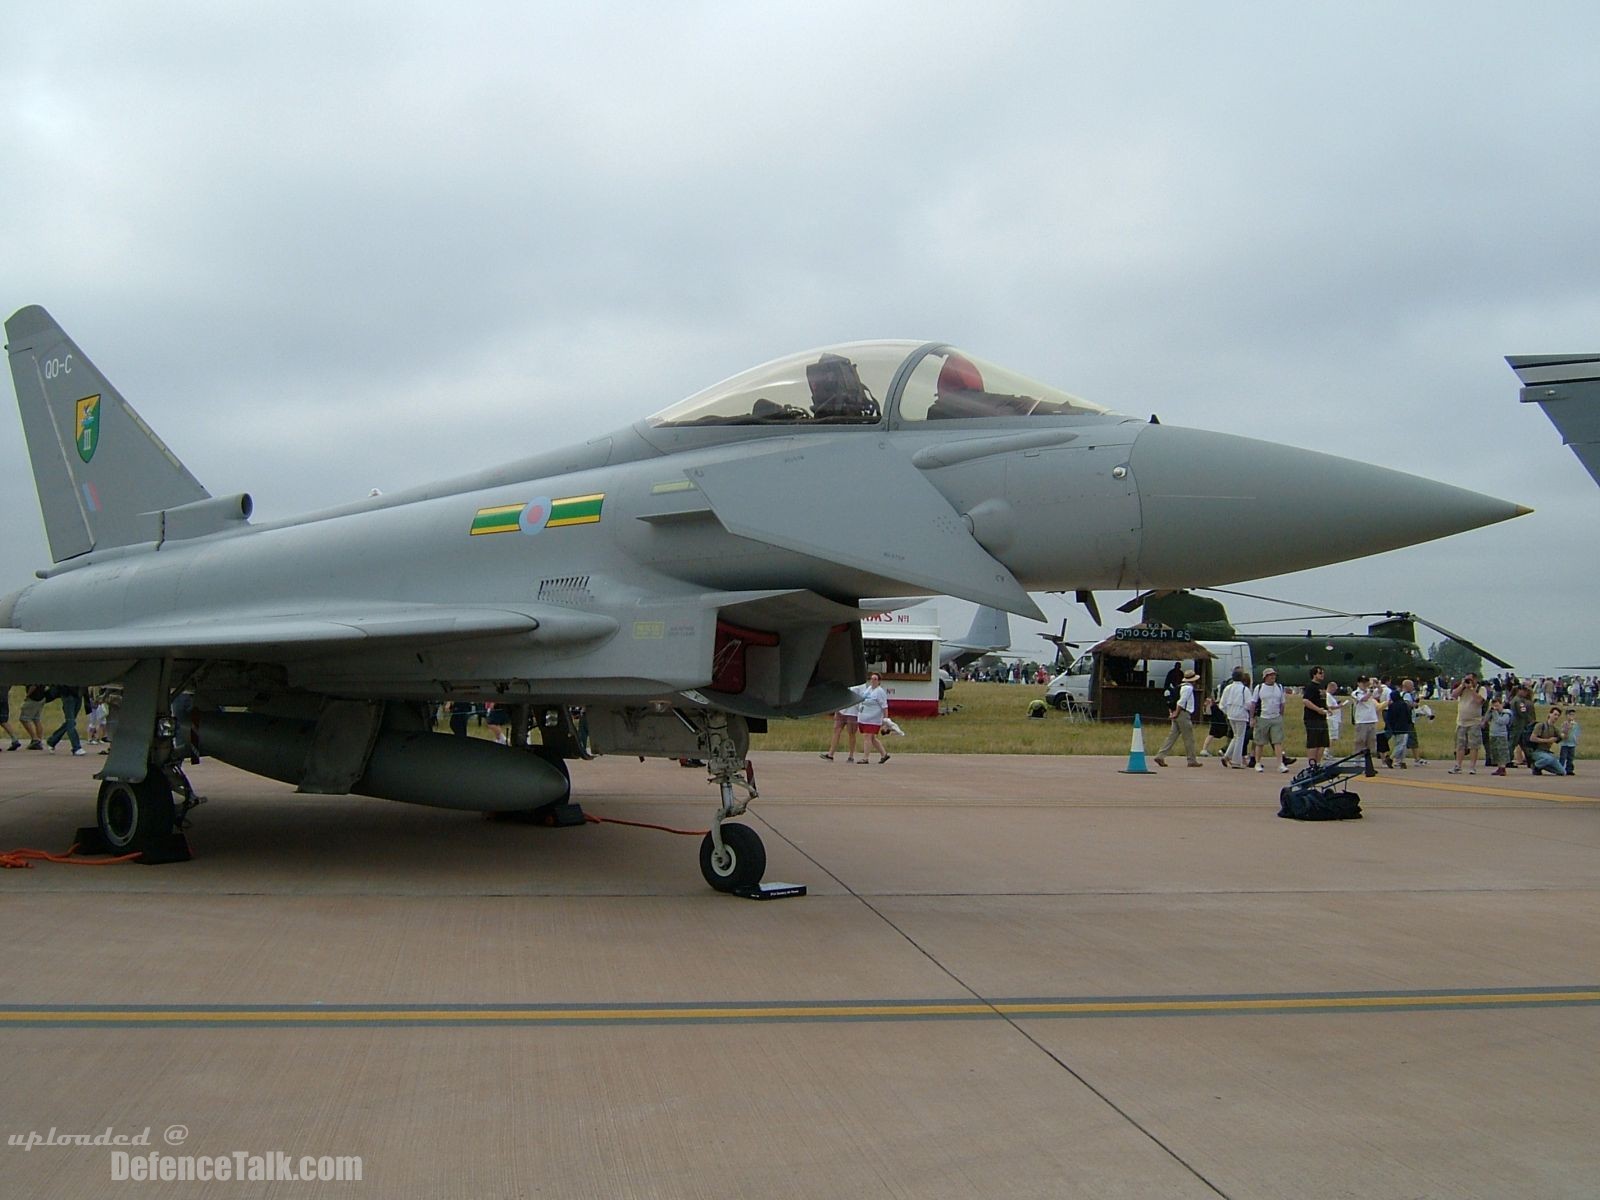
top-left (1044, 653), bottom-right (1096, 712)
top-left (1147, 641), bottom-right (1254, 697)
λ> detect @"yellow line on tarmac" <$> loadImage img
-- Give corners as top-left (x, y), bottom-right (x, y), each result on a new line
top-left (1378, 776), bottom-right (1600, 803)
top-left (998, 991), bottom-right (1600, 1015)
top-left (4, 989), bottom-right (1599, 1027)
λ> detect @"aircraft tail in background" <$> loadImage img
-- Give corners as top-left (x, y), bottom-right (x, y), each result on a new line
top-left (941, 604), bottom-right (1012, 669)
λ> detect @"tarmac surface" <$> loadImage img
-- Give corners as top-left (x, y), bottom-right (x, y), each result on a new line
top-left (2, 744), bottom-right (1597, 1198)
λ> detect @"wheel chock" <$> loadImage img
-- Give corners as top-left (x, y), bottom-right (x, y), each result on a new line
top-left (490, 801), bottom-right (587, 827)
top-left (136, 832), bottom-right (193, 864)
top-left (68, 826), bottom-right (191, 863)
top-left (72, 825), bottom-right (116, 855)
top-left (732, 881), bottom-right (807, 900)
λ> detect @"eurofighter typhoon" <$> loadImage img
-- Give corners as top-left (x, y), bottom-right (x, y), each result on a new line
top-left (1, 307), bottom-right (1527, 889)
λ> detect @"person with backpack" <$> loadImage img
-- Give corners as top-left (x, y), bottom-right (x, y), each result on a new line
top-left (1248, 667), bottom-right (1291, 773)
top-left (1383, 678), bottom-right (1417, 769)
top-left (1153, 669), bottom-right (1203, 767)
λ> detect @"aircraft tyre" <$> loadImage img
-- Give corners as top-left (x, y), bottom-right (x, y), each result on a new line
top-left (699, 822), bottom-right (765, 892)
top-left (96, 775), bottom-right (176, 852)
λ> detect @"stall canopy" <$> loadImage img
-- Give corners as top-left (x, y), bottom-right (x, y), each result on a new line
top-left (1091, 633), bottom-right (1214, 662)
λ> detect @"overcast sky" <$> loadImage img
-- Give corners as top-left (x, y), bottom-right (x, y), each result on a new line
top-left (3, 2), bottom-right (1596, 672)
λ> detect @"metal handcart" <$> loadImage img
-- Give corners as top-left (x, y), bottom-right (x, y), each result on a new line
top-left (1277, 751), bottom-right (1366, 820)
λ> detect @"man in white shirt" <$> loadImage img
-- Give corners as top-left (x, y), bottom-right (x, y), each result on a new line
top-left (1350, 674), bottom-right (1383, 778)
top-left (1217, 668), bottom-right (1252, 768)
top-left (1249, 667), bottom-right (1291, 773)
top-left (1154, 669), bottom-right (1203, 767)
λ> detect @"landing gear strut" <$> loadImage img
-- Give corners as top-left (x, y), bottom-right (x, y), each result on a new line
top-left (79, 702), bottom-right (198, 863)
top-left (81, 761), bottom-right (196, 863)
top-left (692, 711), bottom-right (765, 893)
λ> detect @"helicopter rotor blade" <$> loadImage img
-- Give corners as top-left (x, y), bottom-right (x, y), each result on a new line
top-left (1075, 589), bottom-right (1102, 626)
top-left (1406, 616), bottom-right (1515, 670)
top-left (1350, 614), bottom-right (1510, 672)
top-left (1230, 615), bottom-right (1365, 629)
top-left (1117, 589), bottom-right (1169, 614)
top-left (1204, 587), bottom-right (1357, 618)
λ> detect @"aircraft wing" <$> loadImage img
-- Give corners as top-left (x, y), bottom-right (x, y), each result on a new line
top-left (0, 603), bottom-right (616, 664)
top-left (685, 438), bottom-right (1045, 620)
top-left (1509, 354), bottom-right (1600, 486)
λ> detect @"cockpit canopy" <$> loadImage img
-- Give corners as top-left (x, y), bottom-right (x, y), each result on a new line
top-left (647, 341), bottom-right (1111, 428)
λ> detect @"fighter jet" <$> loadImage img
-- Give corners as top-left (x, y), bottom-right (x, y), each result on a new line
top-left (2, 307), bottom-right (1528, 890)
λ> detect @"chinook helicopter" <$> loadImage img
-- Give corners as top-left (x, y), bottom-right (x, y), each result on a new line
top-left (1121, 589), bottom-right (1512, 687)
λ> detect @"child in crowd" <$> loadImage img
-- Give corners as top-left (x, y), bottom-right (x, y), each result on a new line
top-left (1412, 700), bottom-right (1434, 764)
top-left (1559, 709), bottom-right (1580, 777)
top-left (86, 690), bottom-right (109, 746)
top-left (1486, 698), bottom-right (1512, 776)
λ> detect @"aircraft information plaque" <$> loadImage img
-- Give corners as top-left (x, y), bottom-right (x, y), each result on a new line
top-left (733, 882), bottom-right (807, 900)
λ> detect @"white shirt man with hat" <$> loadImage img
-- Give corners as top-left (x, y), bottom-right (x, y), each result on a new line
top-left (1154, 668), bottom-right (1204, 767)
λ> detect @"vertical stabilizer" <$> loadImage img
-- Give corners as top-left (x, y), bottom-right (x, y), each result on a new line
top-left (957, 604), bottom-right (1011, 653)
top-left (6, 305), bottom-right (209, 561)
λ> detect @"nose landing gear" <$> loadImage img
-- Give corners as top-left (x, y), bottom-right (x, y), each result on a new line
top-left (694, 714), bottom-right (766, 893)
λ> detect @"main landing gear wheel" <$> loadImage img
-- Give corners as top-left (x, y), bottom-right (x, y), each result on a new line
top-left (96, 775), bottom-right (176, 852)
top-left (699, 822), bottom-right (766, 893)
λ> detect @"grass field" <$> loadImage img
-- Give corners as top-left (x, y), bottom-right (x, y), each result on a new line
top-left (4, 683), bottom-right (1589, 761)
top-left (750, 681), bottom-right (1595, 761)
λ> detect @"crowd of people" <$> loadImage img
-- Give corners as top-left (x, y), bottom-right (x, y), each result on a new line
top-left (1, 685), bottom-right (117, 756)
top-left (957, 662), bottom-right (1053, 685)
top-left (1149, 665), bottom-right (1581, 780)
top-left (1423, 673), bottom-right (1598, 708)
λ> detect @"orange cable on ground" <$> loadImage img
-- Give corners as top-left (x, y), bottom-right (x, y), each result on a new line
top-left (1, 845), bottom-right (144, 868)
top-left (584, 814), bottom-right (708, 837)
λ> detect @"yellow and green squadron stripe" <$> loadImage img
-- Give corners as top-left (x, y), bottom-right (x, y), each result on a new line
top-left (547, 493), bottom-right (604, 527)
top-left (470, 503), bottom-right (525, 535)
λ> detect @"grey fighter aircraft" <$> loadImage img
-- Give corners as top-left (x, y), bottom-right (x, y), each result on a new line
top-left (2, 307), bottom-right (1528, 889)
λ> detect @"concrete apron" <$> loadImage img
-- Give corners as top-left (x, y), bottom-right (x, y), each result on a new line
top-left (2, 750), bottom-right (1597, 1198)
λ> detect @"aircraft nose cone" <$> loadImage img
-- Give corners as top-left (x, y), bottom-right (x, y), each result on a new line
top-left (1126, 424), bottom-right (1527, 586)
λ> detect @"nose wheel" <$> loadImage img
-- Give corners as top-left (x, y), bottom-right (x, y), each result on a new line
top-left (691, 712), bottom-right (766, 892)
top-left (699, 821), bottom-right (766, 892)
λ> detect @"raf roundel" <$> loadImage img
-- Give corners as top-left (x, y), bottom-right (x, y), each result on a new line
top-left (520, 497), bottom-right (552, 535)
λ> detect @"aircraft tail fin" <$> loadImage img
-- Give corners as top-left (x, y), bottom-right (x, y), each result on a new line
top-left (6, 305), bottom-right (209, 561)
top-left (957, 605), bottom-right (1011, 653)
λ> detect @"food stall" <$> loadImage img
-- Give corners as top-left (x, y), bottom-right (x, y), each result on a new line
top-left (861, 606), bottom-right (942, 716)
top-left (1089, 626), bottom-right (1215, 724)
